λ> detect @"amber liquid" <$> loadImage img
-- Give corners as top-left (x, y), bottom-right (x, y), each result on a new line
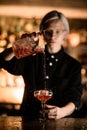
top-left (34, 94), bottom-right (52, 103)
top-left (34, 90), bottom-right (52, 103)
top-left (13, 37), bottom-right (44, 59)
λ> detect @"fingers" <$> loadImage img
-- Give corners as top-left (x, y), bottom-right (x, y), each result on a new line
top-left (21, 32), bottom-right (39, 48)
top-left (21, 33), bottom-right (31, 39)
top-left (21, 32), bottom-right (40, 39)
top-left (39, 104), bottom-right (58, 120)
top-left (21, 32), bottom-right (36, 39)
top-left (45, 105), bottom-right (57, 120)
top-left (45, 104), bottom-right (56, 109)
top-left (48, 115), bottom-right (57, 120)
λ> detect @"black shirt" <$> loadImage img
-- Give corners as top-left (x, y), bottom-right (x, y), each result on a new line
top-left (0, 46), bottom-right (82, 118)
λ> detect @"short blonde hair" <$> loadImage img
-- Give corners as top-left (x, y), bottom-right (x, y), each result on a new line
top-left (40, 10), bottom-right (69, 33)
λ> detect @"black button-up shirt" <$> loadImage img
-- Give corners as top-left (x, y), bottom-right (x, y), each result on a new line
top-left (0, 46), bottom-right (82, 118)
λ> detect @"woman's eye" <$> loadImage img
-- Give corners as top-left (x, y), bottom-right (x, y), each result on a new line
top-left (46, 31), bottom-right (52, 35)
top-left (56, 31), bottom-right (59, 34)
top-left (44, 30), bottom-right (52, 36)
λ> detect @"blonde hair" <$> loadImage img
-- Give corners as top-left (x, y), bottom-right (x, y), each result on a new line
top-left (40, 10), bottom-right (69, 33)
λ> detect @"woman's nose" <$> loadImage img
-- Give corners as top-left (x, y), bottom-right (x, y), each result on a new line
top-left (51, 32), bottom-right (57, 39)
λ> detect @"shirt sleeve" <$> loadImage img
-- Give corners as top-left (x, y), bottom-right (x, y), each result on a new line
top-left (0, 47), bottom-right (24, 75)
top-left (65, 61), bottom-right (82, 111)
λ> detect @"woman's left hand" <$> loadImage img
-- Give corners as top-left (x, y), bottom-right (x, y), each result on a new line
top-left (45, 104), bottom-right (65, 120)
top-left (45, 102), bottom-right (75, 120)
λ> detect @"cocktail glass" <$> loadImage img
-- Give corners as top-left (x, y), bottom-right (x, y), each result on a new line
top-left (34, 89), bottom-right (53, 120)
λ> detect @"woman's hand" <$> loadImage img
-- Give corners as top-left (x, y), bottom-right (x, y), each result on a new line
top-left (45, 104), bottom-right (64, 120)
top-left (45, 102), bottom-right (75, 120)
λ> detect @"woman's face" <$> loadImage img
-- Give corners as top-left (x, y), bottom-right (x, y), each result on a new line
top-left (43, 19), bottom-right (69, 49)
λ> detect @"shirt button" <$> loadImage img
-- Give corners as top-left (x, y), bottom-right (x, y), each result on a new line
top-left (45, 75), bottom-right (49, 79)
top-left (49, 62), bottom-right (53, 66)
top-left (51, 55), bottom-right (54, 58)
top-left (55, 59), bottom-right (58, 62)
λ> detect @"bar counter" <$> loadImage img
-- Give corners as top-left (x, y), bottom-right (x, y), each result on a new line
top-left (0, 116), bottom-right (87, 130)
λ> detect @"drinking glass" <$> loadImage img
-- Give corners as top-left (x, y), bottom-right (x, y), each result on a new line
top-left (34, 89), bottom-right (53, 120)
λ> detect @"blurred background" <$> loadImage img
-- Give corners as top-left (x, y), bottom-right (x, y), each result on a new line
top-left (0, 0), bottom-right (87, 115)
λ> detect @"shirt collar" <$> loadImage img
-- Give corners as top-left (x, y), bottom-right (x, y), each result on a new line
top-left (45, 45), bottom-right (64, 60)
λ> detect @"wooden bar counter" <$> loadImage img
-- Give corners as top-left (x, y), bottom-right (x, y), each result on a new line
top-left (0, 116), bottom-right (87, 130)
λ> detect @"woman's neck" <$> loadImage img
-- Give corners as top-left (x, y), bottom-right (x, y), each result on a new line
top-left (47, 45), bottom-right (61, 54)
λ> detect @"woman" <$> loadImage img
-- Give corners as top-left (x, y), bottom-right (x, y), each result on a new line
top-left (0, 10), bottom-right (82, 119)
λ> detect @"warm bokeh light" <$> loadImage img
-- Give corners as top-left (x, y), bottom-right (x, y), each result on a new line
top-left (0, 87), bottom-right (24, 104)
top-left (0, 5), bottom-right (87, 19)
top-left (0, 69), bottom-right (25, 106)
top-left (68, 32), bottom-right (80, 47)
top-left (81, 68), bottom-right (86, 76)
